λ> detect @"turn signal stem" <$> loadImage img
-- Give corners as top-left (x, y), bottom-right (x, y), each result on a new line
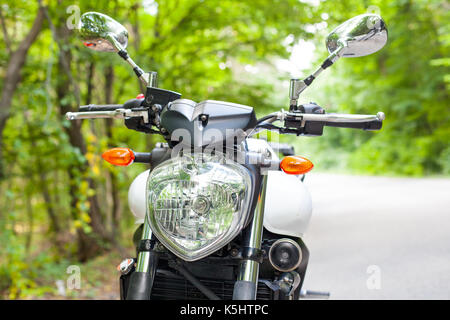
top-left (134, 152), bottom-right (152, 164)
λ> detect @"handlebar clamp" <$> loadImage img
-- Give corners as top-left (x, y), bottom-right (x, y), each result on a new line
top-left (281, 108), bottom-right (385, 136)
top-left (284, 103), bottom-right (327, 136)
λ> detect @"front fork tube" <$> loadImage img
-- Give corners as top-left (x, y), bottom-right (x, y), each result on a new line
top-left (136, 221), bottom-right (153, 272)
top-left (126, 217), bottom-right (159, 300)
top-left (232, 174), bottom-right (268, 300)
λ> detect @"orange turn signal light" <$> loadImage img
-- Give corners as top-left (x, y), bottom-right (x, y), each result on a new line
top-left (102, 148), bottom-right (135, 166)
top-left (280, 156), bottom-right (314, 175)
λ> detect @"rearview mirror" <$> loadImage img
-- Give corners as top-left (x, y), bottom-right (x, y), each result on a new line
top-left (326, 13), bottom-right (388, 57)
top-left (288, 14), bottom-right (388, 109)
top-left (78, 12), bottom-right (128, 52)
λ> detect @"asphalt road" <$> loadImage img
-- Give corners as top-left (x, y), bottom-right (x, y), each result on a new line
top-left (300, 173), bottom-right (450, 300)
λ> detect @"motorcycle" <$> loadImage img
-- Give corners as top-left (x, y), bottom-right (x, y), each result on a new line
top-left (65, 12), bottom-right (388, 300)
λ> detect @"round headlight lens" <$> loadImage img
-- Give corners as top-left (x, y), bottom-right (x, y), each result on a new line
top-left (147, 154), bottom-right (252, 261)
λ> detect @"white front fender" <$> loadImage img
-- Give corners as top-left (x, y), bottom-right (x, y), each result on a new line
top-left (128, 169), bottom-right (150, 224)
top-left (263, 171), bottom-right (313, 237)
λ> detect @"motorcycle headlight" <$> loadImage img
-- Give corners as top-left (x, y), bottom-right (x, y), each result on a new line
top-left (146, 154), bottom-right (253, 261)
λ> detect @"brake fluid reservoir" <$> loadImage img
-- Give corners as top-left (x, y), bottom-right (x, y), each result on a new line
top-left (263, 170), bottom-right (312, 237)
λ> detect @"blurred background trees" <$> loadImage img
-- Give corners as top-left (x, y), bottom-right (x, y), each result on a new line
top-left (0, 0), bottom-right (448, 298)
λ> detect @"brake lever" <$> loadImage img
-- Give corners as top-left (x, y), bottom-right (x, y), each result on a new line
top-left (285, 111), bottom-right (385, 123)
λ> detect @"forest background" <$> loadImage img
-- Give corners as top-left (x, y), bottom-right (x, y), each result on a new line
top-left (0, 0), bottom-right (448, 299)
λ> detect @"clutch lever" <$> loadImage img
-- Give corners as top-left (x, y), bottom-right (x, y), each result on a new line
top-left (65, 108), bottom-right (150, 123)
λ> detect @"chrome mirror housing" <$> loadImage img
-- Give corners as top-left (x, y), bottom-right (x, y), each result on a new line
top-left (288, 14), bottom-right (388, 110)
top-left (326, 13), bottom-right (388, 57)
top-left (78, 12), bottom-right (128, 52)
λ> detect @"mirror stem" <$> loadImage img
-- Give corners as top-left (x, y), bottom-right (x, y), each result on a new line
top-left (117, 49), bottom-right (149, 87)
top-left (289, 45), bottom-right (345, 111)
top-left (147, 71), bottom-right (158, 88)
top-left (121, 53), bottom-right (158, 88)
top-left (109, 35), bottom-right (156, 87)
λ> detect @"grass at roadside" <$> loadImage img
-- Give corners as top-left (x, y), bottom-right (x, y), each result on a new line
top-left (1, 248), bottom-right (133, 300)
top-left (43, 249), bottom-right (131, 300)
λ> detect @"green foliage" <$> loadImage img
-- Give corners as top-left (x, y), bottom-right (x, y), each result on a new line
top-left (286, 0), bottom-right (449, 176)
top-left (0, 0), bottom-right (448, 299)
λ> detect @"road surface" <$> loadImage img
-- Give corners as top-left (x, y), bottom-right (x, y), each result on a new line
top-left (301, 173), bottom-right (450, 299)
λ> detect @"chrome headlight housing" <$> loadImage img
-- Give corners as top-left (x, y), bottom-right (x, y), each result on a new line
top-left (146, 154), bottom-right (253, 261)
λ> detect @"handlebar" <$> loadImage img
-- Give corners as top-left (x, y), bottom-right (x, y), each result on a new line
top-left (65, 100), bottom-right (385, 138)
top-left (78, 104), bottom-right (123, 112)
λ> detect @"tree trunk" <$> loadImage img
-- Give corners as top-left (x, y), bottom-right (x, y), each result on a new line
top-left (43, 5), bottom-right (128, 260)
top-left (104, 66), bottom-right (122, 239)
top-left (27, 119), bottom-right (65, 252)
top-left (25, 191), bottom-right (34, 253)
top-left (53, 21), bottom-right (106, 262)
top-left (0, 6), bottom-right (45, 179)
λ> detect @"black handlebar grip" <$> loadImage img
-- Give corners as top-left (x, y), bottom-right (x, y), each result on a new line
top-left (78, 99), bottom-right (145, 112)
top-left (78, 104), bottom-right (123, 112)
top-left (324, 119), bottom-right (383, 131)
top-left (123, 98), bottom-right (144, 109)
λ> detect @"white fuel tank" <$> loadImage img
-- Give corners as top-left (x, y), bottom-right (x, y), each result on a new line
top-left (263, 170), bottom-right (312, 237)
top-left (128, 166), bottom-right (313, 237)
